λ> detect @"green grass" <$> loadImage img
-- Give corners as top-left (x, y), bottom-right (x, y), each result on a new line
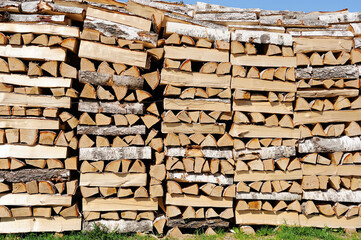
top-left (0, 225), bottom-right (360, 240)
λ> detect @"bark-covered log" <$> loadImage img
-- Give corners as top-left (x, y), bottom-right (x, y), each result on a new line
top-left (289, 30), bottom-right (354, 37)
top-left (80, 147), bottom-right (152, 161)
top-left (130, 0), bottom-right (194, 17)
top-left (234, 146), bottom-right (296, 159)
top-left (236, 192), bottom-right (301, 201)
top-left (296, 65), bottom-right (359, 80)
top-left (78, 100), bottom-right (143, 114)
top-left (77, 125), bottom-right (146, 136)
top-left (0, 169), bottom-right (70, 183)
top-left (303, 189), bottom-right (361, 203)
top-left (84, 16), bottom-right (158, 47)
top-left (165, 147), bottom-right (233, 159)
top-left (167, 218), bottom-right (229, 229)
top-left (167, 172), bottom-right (233, 185)
top-left (79, 71), bottom-right (144, 89)
top-left (318, 12), bottom-right (361, 24)
top-left (231, 30), bottom-right (292, 46)
top-left (8, 14), bottom-right (69, 24)
top-left (356, 38), bottom-right (361, 49)
top-left (195, 2), bottom-right (260, 13)
top-left (83, 220), bottom-right (152, 233)
top-left (298, 136), bottom-right (361, 153)
top-left (194, 12), bottom-right (257, 21)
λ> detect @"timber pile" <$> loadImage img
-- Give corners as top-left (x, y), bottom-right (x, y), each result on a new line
top-left (0, 0), bottom-right (82, 233)
top-left (77, 1), bottom-right (161, 233)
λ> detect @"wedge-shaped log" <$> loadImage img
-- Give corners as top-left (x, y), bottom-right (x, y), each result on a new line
top-left (0, 74), bottom-right (71, 88)
top-left (167, 172), bottom-right (233, 185)
top-left (234, 146), bottom-right (296, 159)
top-left (0, 217), bottom-right (81, 233)
top-left (83, 219), bottom-right (152, 233)
top-left (161, 69), bottom-right (231, 88)
top-left (293, 38), bottom-right (353, 53)
top-left (80, 173), bottom-right (147, 187)
top-left (0, 117), bottom-right (59, 130)
top-left (164, 99), bottom-right (231, 112)
top-left (79, 41), bottom-right (149, 68)
top-left (294, 110), bottom-right (361, 125)
top-left (231, 55), bottom-right (296, 67)
top-left (79, 71), bottom-right (144, 89)
top-left (77, 125), bottom-right (146, 136)
top-left (299, 136), bottom-right (361, 153)
top-left (79, 100), bottom-right (143, 114)
top-left (0, 93), bottom-right (71, 109)
top-left (0, 145), bottom-right (68, 159)
top-left (164, 46), bottom-right (229, 62)
top-left (230, 125), bottom-right (300, 139)
top-left (83, 198), bottom-right (158, 211)
top-left (79, 147), bottom-right (151, 161)
top-left (0, 45), bottom-right (66, 61)
top-left (0, 169), bottom-right (69, 183)
top-left (0, 194), bottom-right (71, 206)
top-left (166, 193), bottom-right (232, 208)
top-left (233, 100), bottom-right (292, 114)
top-left (231, 30), bottom-right (292, 46)
top-left (231, 77), bottom-right (296, 92)
top-left (234, 170), bottom-right (303, 182)
top-left (0, 23), bottom-right (79, 38)
top-left (162, 123), bottom-right (225, 134)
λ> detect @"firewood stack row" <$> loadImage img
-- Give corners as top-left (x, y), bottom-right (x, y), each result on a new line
top-left (0, 0), bottom-right (82, 233)
top-left (75, 1), bottom-right (163, 233)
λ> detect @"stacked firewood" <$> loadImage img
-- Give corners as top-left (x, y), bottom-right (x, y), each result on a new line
top-left (0, 0), bottom-right (82, 233)
top-left (76, 1), bottom-right (163, 233)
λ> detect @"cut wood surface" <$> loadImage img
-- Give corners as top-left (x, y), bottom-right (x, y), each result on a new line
top-left (229, 124), bottom-right (300, 139)
top-left (231, 30), bottom-right (292, 46)
top-left (298, 136), bottom-right (361, 153)
top-left (233, 100), bottom-right (293, 114)
top-left (165, 193), bottom-right (233, 208)
top-left (83, 198), bottom-right (158, 211)
top-left (165, 147), bottom-right (233, 159)
top-left (294, 110), bottom-right (361, 125)
top-left (164, 46), bottom-right (229, 62)
top-left (0, 145), bottom-right (68, 159)
top-left (0, 93), bottom-right (71, 109)
top-left (164, 98), bottom-right (231, 112)
top-left (302, 164), bottom-right (361, 176)
top-left (236, 192), bottom-right (301, 201)
top-left (234, 170), bottom-right (303, 182)
top-left (79, 71), bottom-right (144, 89)
top-left (0, 169), bottom-right (70, 183)
top-left (79, 100), bottom-right (143, 114)
top-left (297, 89), bottom-right (359, 98)
top-left (0, 45), bottom-right (66, 61)
top-left (231, 77), bottom-right (297, 92)
top-left (0, 23), bottom-right (79, 38)
top-left (83, 219), bottom-right (152, 233)
top-left (299, 215), bottom-right (361, 229)
top-left (0, 117), bottom-right (59, 130)
top-left (162, 122), bottom-right (226, 134)
top-left (293, 38), bottom-right (353, 53)
top-left (0, 217), bottom-right (81, 233)
top-left (161, 69), bottom-right (231, 88)
top-left (78, 41), bottom-right (149, 68)
top-left (165, 21), bottom-right (230, 42)
top-left (231, 55), bottom-right (296, 67)
top-left (80, 173), bottom-right (147, 187)
top-left (0, 194), bottom-right (72, 206)
top-left (77, 125), bottom-right (146, 136)
top-left (303, 189), bottom-right (361, 203)
top-left (167, 172), bottom-right (233, 185)
top-left (234, 146), bottom-right (296, 159)
top-left (235, 211), bottom-right (299, 225)
top-left (79, 147), bottom-right (151, 161)
top-left (0, 74), bottom-right (72, 88)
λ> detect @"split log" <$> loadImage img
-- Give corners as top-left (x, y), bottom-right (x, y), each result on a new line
top-left (233, 100), bottom-right (293, 114)
top-left (234, 170), bottom-right (303, 182)
top-left (0, 145), bottom-right (68, 159)
top-left (231, 55), bottom-right (296, 67)
top-left (0, 45), bottom-right (66, 61)
top-left (80, 173), bottom-right (147, 187)
top-left (164, 98), bottom-right (231, 112)
top-left (0, 23), bottom-right (79, 38)
top-left (297, 89), bottom-right (359, 98)
top-left (164, 46), bottom-right (229, 62)
top-left (231, 77), bottom-right (297, 92)
top-left (294, 110), bottom-right (361, 125)
top-left (82, 198), bottom-right (158, 211)
top-left (0, 117), bottom-right (59, 130)
top-left (230, 124), bottom-right (300, 139)
top-left (0, 93), bottom-right (70, 108)
top-left (165, 193), bottom-right (232, 208)
top-left (162, 123), bottom-right (225, 134)
top-left (235, 211), bottom-right (299, 226)
top-left (0, 194), bottom-right (71, 206)
top-left (293, 38), bottom-right (353, 53)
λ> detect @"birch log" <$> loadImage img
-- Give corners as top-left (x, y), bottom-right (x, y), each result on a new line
top-left (234, 146), bottom-right (296, 159)
top-left (77, 125), bottom-right (146, 136)
top-left (79, 71), bottom-right (144, 89)
top-left (296, 65), bottom-right (359, 80)
top-left (167, 218), bottom-right (229, 229)
top-left (79, 147), bottom-right (152, 161)
top-left (83, 220), bottom-right (152, 233)
top-left (167, 172), bottom-right (233, 185)
top-left (236, 192), bottom-right (302, 201)
top-left (78, 100), bottom-right (143, 114)
top-left (298, 136), bottom-right (361, 153)
top-left (0, 169), bottom-right (70, 183)
top-left (231, 30), bottom-right (292, 46)
top-left (165, 147), bottom-right (233, 159)
top-left (303, 189), bottom-right (361, 203)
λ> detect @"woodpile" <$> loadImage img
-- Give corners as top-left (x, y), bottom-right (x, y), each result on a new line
top-left (0, 0), bottom-right (361, 234)
top-left (0, 0), bottom-right (82, 233)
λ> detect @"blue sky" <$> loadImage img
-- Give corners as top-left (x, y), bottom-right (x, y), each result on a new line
top-left (182, 0), bottom-right (359, 13)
